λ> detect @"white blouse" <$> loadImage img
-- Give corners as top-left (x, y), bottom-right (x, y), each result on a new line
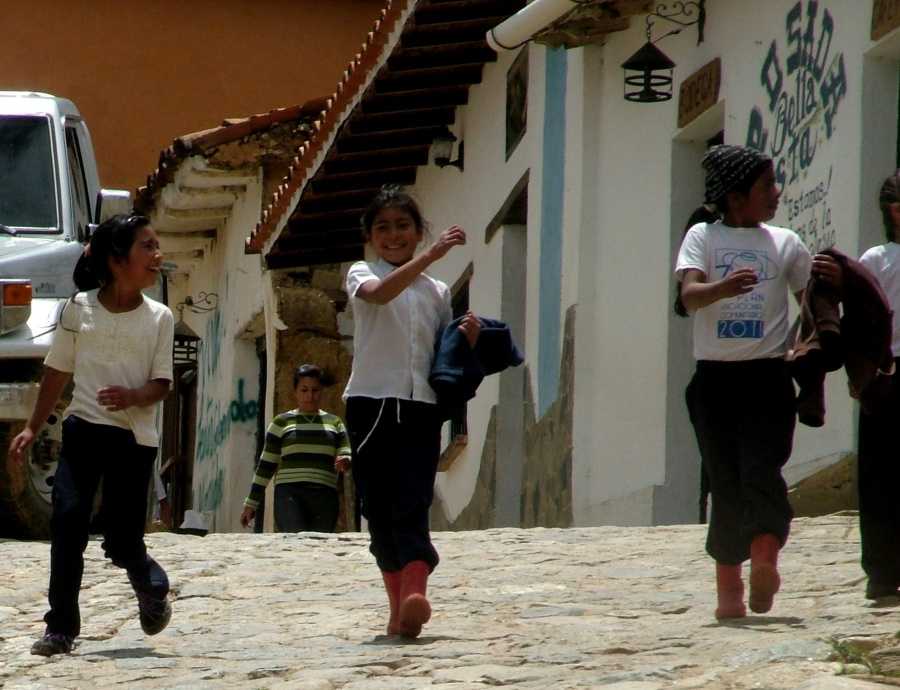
top-left (44, 289), bottom-right (174, 447)
top-left (343, 258), bottom-right (452, 404)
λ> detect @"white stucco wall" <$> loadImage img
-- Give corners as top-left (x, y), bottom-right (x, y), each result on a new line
top-left (165, 172), bottom-right (266, 532)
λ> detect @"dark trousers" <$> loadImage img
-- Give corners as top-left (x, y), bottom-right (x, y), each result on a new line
top-left (858, 359), bottom-right (900, 588)
top-left (345, 397), bottom-right (441, 573)
top-left (686, 359), bottom-right (796, 565)
top-left (45, 416), bottom-right (168, 637)
top-left (274, 482), bottom-right (339, 533)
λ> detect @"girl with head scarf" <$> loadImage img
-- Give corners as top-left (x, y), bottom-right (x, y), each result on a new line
top-left (674, 145), bottom-right (838, 619)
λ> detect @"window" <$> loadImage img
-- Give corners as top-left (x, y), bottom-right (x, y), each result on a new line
top-left (506, 48), bottom-right (528, 160)
top-left (0, 116), bottom-right (58, 230)
top-left (65, 126), bottom-right (91, 241)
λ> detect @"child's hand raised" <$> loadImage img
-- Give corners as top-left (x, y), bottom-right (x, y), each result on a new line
top-left (428, 225), bottom-right (466, 261)
top-left (718, 268), bottom-right (758, 298)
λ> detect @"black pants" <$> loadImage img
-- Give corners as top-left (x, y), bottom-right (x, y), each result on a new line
top-left (686, 359), bottom-right (796, 565)
top-left (345, 397), bottom-right (441, 573)
top-left (858, 358), bottom-right (900, 588)
top-left (45, 416), bottom-right (168, 637)
top-left (274, 482), bottom-right (339, 532)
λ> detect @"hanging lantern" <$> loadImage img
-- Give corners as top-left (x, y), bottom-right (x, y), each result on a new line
top-left (621, 41), bottom-right (676, 103)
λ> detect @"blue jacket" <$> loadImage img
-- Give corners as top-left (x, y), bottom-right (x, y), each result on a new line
top-left (429, 316), bottom-right (524, 416)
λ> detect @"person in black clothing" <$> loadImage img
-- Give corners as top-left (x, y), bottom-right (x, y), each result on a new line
top-left (856, 170), bottom-right (900, 601)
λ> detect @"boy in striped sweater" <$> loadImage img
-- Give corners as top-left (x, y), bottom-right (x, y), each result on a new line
top-left (240, 364), bottom-right (351, 532)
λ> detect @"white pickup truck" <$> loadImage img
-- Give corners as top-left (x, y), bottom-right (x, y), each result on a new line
top-left (0, 92), bottom-right (129, 537)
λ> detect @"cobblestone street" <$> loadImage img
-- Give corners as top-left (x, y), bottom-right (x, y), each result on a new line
top-left (2, 515), bottom-right (899, 689)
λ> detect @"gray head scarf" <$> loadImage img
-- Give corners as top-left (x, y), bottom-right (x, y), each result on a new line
top-left (702, 145), bottom-right (772, 205)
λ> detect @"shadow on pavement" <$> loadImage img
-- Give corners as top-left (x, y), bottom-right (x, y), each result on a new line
top-left (364, 634), bottom-right (458, 646)
top-left (709, 616), bottom-right (806, 628)
top-left (81, 647), bottom-right (177, 659)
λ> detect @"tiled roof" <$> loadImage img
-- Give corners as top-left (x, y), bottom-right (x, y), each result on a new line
top-left (246, 0), bottom-right (648, 268)
top-left (246, 0), bottom-right (526, 268)
top-left (134, 99), bottom-right (327, 215)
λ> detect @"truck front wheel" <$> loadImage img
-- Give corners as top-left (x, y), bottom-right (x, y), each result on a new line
top-left (0, 416), bottom-right (61, 539)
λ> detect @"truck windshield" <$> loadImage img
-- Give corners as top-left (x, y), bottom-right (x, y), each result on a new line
top-left (0, 115), bottom-right (58, 232)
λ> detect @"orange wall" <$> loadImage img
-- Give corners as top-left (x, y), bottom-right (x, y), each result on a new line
top-left (2, 1), bottom-right (384, 190)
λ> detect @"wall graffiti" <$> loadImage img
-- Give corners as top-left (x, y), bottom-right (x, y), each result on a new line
top-left (196, 378), bottom-right (258, 465)
top-left (745, 1), bottom-right (847, 189)
top-left (745, 1), bottom-right (846, 254)
top-left (195, 377), bottom-right (258, 512)
top-left (203, 308), bottom-right (224, 382)
top-left (783, 165), bottom-right (835, 252)
top-left (198, 468), bottom-right (223, 513)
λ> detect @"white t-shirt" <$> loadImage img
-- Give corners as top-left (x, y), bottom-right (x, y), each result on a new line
top-left (343, 258), bottom-right (452, 404)
top-left (675, 221), bottom-right (812, 361)
top-left (44, 289), bottom-right (174, 447)
top-left (860, 241), bottom-right (900, 356)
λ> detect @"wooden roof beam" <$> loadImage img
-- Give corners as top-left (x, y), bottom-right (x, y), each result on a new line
top-left (309, 167), bottom-right (418, 195)
top-left (288, 207), bottom-right (368, 233)
top-left (296, 188), bottom-right (384, 215)
top-left (362, 86), bottom-right (469, 114)
top-left (414, 0), bottom-right (525, 25)
top-left (337, 125), bottom-right (450, 155)
top-left (388, 41), bottom-right (498, 70)
top-left (374, 63), bottom-right (484, 93)
top-left (321, 145), bottom-right (432, 175)
top-left (346, 107), bottom-right (456, 135)
top-left (266, 245), bottom-right (364, 270)
top-left (401, 16), bottom-right (509, 48)
top-left (276, 227), bottom-right (363, 250)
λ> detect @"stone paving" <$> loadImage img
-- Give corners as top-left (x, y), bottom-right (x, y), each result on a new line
top-left (1, 514), bottom-right (899, 689)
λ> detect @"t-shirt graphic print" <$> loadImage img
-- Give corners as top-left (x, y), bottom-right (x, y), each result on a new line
top-left (714, 248), bottom-right (779, 341)
top-left (676, 222), bottom-right (811, 362)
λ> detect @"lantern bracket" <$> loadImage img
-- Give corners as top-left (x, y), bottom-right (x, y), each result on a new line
top-left (645, 1), bottom-right (706, 46)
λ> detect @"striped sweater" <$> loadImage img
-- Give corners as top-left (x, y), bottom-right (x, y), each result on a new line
top-left (244, 409), bottom-right (351, 509)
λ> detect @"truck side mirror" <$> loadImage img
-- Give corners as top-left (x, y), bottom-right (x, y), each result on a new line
top-left (94, 189), bottom-right (132, 224)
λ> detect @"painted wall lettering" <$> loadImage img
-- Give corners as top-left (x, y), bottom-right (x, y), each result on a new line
top-left (783, 165), bottom-right (836, 252)
top-left (745, 1), bottom-right (847, 189)
top-left (203, 308), bottom-right (224, 382)
top-left (196, 378), bottom-right (258, 464)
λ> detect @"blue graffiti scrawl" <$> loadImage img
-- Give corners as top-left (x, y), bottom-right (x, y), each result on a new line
top-left (745, 1), bottom-right (847, 189)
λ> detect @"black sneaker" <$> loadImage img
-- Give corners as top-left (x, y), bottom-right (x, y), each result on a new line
top-left (135, 590), bottom-right (172, 635)
top-left (30, 632), bottom-right (74, 657)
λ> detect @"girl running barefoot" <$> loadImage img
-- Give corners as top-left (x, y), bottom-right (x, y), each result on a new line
top-left (344, 185), bottom-right (479, 638)
top-left (9, 214), bottom-right (174, 655)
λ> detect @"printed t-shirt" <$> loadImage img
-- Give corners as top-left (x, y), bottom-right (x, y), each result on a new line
top-left (675, 221), bottom-right (812, 361)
